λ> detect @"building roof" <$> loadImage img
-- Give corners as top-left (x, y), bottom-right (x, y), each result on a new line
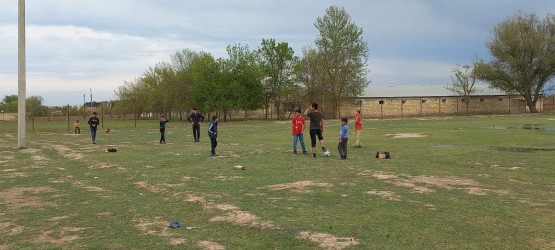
top-left (363, 85), bottom-right (506, 98)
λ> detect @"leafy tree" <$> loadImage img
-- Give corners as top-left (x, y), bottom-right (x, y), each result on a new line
top-left (26, 96), bottom-right (45, 118)
top-left (188, 52), bottom-right (223, 114)
top-left (446, 64), bottom-right (480, 113)
top-left (2, 95), bottom-right (18, 112)
top-left (475, 13), bottom-right (555, 113)
top-left (226, 44), bottom-right (264, 121)
top-left (314, 5), bottom-right (370, 118)
top-left (296, 46), bottom-right (327, 106)
top-left (259, 39), bottom-right (299, 120)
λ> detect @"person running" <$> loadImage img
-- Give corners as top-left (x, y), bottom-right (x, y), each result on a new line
top-left (188, 108), bottom-right (205, 142)
top-left (208, 115), bottom-right (218, 156)
top-left (292, 109), bottom-right (308, 154)
top-left (354, 110), bottom-right (363, 148)
top-left (304, 103), bottom-right (329, 158)
top-left (159, 115), bottom-right (168, 144)
top-left (87, 112), bottom-right (100, 144)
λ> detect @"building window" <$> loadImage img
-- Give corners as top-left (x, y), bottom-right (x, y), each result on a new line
top-left (480, 98), bottom-right (485, 103)
top-left (379, 100), bottom-right (385, 105)
top-left (441, 98), bottom-right (447, 103)
top-left (498, 98), bottom-right (503, 102)
top-left (421, 99), bottom-right (427, 104)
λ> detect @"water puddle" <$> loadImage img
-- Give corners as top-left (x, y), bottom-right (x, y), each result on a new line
top-left (484, 124), bottom-right (555, 131)
top-left (489, 146), bottom-right (555, 152)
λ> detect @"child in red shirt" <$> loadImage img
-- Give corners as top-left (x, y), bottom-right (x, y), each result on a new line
top-left (354, 110), bottom-right (363, 148)
top-left (292, 109), bottom-right (307, 154)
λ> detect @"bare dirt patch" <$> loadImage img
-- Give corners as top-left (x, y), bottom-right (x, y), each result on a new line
top-left (213, 175), bottom-right (243, 181)
top-left (367, 190), bottom-right (401, 201)
top-left (34, 227), bottom-right (87, 245)
top-left (0, 187), bottom-right (58, 210)
top-left (197, 241), bottom-right (226, 250)
top-left (134, 217), bottom-right (175, 237)
top-left (210, 210), bottom-right (277, 229)
top-left (385, 133), bottom-right (427, 139)
top-left (0, 222), bottom-right (24, 236)
top-left (263, 181), bottom-right (333, 193)
top-left (362, 171), bottom-right (487, 195)
top-left (135, 181), bottom-right (167, 193)
top-left (72, 181), bottom-right (110, 192)
top-left (88, 163), bottom-right (116, 169)
top-left (297, 231), bottom-right (359, 250)
top-left (531, 237), bottom-right (555, 249)
top-left (49, 144), bottom-right (84, 160)
top-left (185, 194), bottom-right (278, 229)
top-left (169, 238), bottom-right (187, 245)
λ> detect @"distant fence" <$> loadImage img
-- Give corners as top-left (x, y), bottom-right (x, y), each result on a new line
top-left (544, 95), bottom-right (555, 112)
top-left (236, 95), bottom-right (542, 119)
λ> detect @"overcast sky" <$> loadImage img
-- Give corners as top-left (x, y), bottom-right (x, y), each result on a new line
top-left (1, 0), bottom-right (554, 106)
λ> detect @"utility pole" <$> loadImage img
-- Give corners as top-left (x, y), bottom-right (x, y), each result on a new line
top-left (90, 88), bottom-right (93, 116)
top-left (18, 0), bottom-right (26, 148)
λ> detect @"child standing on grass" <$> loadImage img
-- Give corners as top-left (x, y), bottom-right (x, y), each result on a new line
top-left (74, 119), bottom-right (80, 134)
top-left (292, 109), bottom-right (307, 154)
top-left (208, 115), bottom-right (218, 156)
top-left (159, 115), bottom-right (168, 144)
top-left (354, 110), bottom-right (362, 148)
top-left (88, 112), bottom-right (100, 144)
top-left (338, 118), bottom-right (349, 160)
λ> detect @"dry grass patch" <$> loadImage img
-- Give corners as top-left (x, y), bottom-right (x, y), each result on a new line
top-left (134, 217), bottom-right (175, 237)
top-left (135, 181), bottom-right (167, 193)
top-left (0, 222), bottom-right (24, 236)
top-left (0, 187), bottom-right (58, 210)
top-left (184, 194), bottom-right (278, 229)
top-left (33, 227), bottom-right (87, 245)
top-left (362, 171), bottom-right (487, 195)
top-left (297, 231), bottom-right (359, 250)
top-left (263, 181), bottom-right (333, 193)
top-left (72, 181), bottom-right (110, 192)
top-left (385, 133), bottom-right (427, 139)
top-left (367, 190), bottom-right (401, 201)
top-left (88, 163), bottom-right (116, 169)
top-left (197, 240), bottom-right (226, 250)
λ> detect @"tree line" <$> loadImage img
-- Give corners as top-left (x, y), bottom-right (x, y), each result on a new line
top-left (114, 5), bottom-right (370, 120)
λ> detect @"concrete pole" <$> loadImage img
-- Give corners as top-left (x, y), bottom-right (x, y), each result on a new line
top-left (18, 0), bottom-right (26, 148)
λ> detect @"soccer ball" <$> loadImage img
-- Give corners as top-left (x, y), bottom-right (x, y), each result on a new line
top-left (324, 150), bottom-right (331, 157)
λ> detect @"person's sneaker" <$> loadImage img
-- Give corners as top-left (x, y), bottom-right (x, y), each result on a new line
top-left (293, 150), bottom-right (297, 154)
top-left (302, 150), bottom-right (308, 154)
top-left (210, 153), bottom-right (216, 157)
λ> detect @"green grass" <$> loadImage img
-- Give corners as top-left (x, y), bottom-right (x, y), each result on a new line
top-left (0, 114), bottom-right (554, 249)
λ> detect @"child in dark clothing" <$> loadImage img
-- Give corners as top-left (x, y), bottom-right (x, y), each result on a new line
top-left (208, 115), bottom-right (218, 156)
top-left (159, 115), bottom-right (168, 144)
top-left (88, 112), bottom-right (100, 144)
top-left (338, 117), bottom-right (349, 160)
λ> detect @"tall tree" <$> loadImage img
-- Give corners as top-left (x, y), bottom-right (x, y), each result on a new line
top-left (259, 38), bottom-right (299, 120)
top-left (475, 13), bottom-right (555, 113)
top-left (446, 64), bottom-right (480, 113)
top-left (226, 44), bottom-right (264, 121)
top-left (297, 47), bottom-right (327, 106)
top-left (2, 95), bottom-right (18, 112)
top-left (314, 5), bottom-right (370, 118)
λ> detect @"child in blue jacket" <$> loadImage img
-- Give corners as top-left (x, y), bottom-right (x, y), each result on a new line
top-left (208, 115), bottom-right (218, 156)
top-left (338, 118), bottom-right (349, 160)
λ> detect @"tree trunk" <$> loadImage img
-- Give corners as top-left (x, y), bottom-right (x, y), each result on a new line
top-left (527, 100), bottom-right (539, 113)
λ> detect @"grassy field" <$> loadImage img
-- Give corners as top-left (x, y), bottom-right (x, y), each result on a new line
top-left (0, 114), bottom-right (554, 249)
